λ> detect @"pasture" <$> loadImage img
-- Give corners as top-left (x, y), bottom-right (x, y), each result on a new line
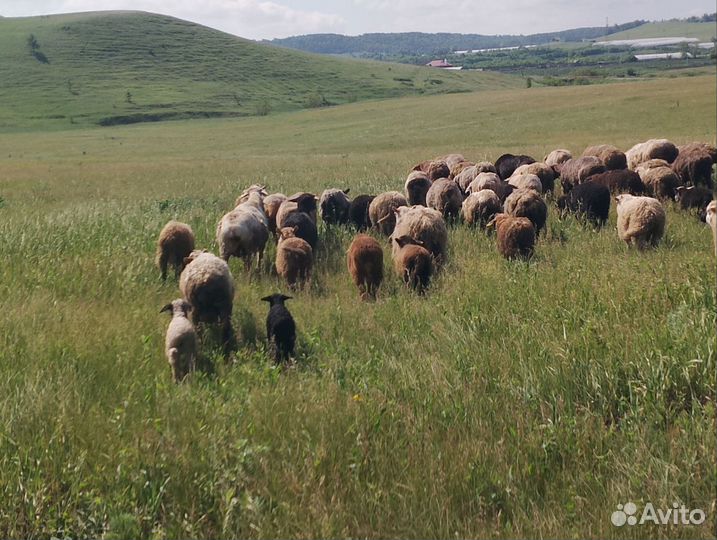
top-left (0, 75), bottom-right (715, 539)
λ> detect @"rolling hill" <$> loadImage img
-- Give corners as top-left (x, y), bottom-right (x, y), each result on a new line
top-left (0, 11), bottom-right (518, 131)
top-left (600, 20), bottom-right (716, 42)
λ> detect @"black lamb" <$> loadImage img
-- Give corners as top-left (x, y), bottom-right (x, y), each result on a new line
top-left (557, 180), bottom-right (610, 226)
top-left (261, 293), bottom-right (296, 364)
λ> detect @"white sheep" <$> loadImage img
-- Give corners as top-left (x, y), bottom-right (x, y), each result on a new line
top-left (390, 205), bottom-right (448, 266)
top-left (462, 189), bottom-right (502, 228)
top-left (160, 299), bottom-right (197, 383)
top-left (217, 185), bottom-right (269, 270)
top-left (615, 194), bottom-right (666, 249)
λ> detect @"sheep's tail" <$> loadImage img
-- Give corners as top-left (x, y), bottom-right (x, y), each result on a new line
top-left (168, 347), bottom-right (179, 367)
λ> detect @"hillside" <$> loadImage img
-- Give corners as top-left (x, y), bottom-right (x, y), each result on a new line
top-left (600, 20), bottom-right (716, 42)
top-left (269, 21), bottom-right (646, 56)
top-left (0, 12), bottom-right (517, 130)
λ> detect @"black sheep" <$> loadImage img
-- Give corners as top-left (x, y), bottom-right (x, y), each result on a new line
top-left (283, 212), bottom-right (318, 250)
top-left (494, 153), bottom-right (535, 180)
top-left (675, 186), bottom-right (713, 220)
top-left (348, 194), bottom-right (375, 231)
top-left (557, 181), bottom-right (610, 225)
top-left (586, 169), bottom-right (646, 195)
top-left (261, 293), bottom-right (296, 364)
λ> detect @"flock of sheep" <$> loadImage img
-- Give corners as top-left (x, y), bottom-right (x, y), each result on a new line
top-left (156, 138), bottom-right (717, 382)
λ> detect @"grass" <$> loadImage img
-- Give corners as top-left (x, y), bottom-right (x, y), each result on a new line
top-left (0, 75), bottom-right (715, 539)
top-left (602, 21), bottom-right (716, 42)
top-left (0, 11), bottom-right (518, 132)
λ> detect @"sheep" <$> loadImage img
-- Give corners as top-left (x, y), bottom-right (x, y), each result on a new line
top-left (276, 227), bottom-right (313, 289)
top-left (319, 188), bottom-right (351, 226)
top-left (490, 214), bottom-right (535, 260)
top-left (559, 156), bottom-right (605, 192)
top-left (678, 142), bottom-right (717, 163)
top-left (504, 188), bottom-right (547, 236)
top-left (426, 160), bottom-right (451, 181)
top-left (626, 139), bottom-right (679, 170)
top-left (450, 160), bottom-right (476, 179)
top-left (217, 185), bottom-right (269, 270)
top-left (179, 250), bottom-right (236, 353)
top-left (405, 171), bottom-right (432, 206)
top-left (672, 147), bottom-right (714, 189)
top-left (512, 162), bottom-right (555, 193)
top-left (582, 144), bottom-right (627, 170)
top-left (390, 205), bottom-right (448, 265)
top-left (455, 165), bottom-right (479, 193)
top-left (263, 193), bottom-right (287, 236)
top-left (557, 181), bottom-right (610, 226)
top-left (282, 211), bottom-right (318, 250)
top-left (474, 161), bottom-right (498, 175)
top-left (440, 153), bottom-right (466, 173)
top-left (615, 194), bottom-right (666, 249)
top-left (637, 165), bottom-right (681, 200)
top-left (544, 149), bottom-right (572, 175)
top-left (160, 299), bottom-right (197, 383)
top-left (675, 186), bottom-right (713, 216)
top-left (276, 192), bottom-right (318, 229)
top-left (369, 191), bottom-right (408, 235)
top-left (508, 173), bottom-right (542, 193)
top-left (426, 178), bottom-right (463, 220)
top-left (392, 235), bottom-right (434, 294)
top-left (466, 172), bottom-right (509, 200)
top-left (348, 194), bottom-right (375, 231)
top-left (261, 293), bottom-right (296, 364)
top-left (495, 153), bottom-right (536, 180)
top-left (156, 220), bottom-right (195, 280)
top-left (706, 200), bottom-right (717, 256)
top-left (346, 234), bottom-right (383, 301)
top-left (585, 169), bottom-right (646, 195)
top-left (462, 189), bottom-right (502, 228)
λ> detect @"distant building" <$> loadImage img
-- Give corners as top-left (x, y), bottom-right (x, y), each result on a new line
top-left (634, 52), bottom-right (693, 61)
top-left (426, 59), bottom-right (462, 70)
top-left (593, 37), bottom-right (700, 48)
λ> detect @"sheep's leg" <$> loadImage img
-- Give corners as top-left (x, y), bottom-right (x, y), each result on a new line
top-left (158, 253), bottom-right (168, 281)
top-left (221, 318), bottom-right (237, 357)
top-left (257, 250), bottom-right (264, 272)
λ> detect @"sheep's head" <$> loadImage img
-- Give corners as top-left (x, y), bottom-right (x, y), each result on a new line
top-left (261, 293), bottom-right (292, 306)
top-left (279, 226), bottom-right (299, 241)
top-left (674, 186), bottom-right (693, 202)
top-left (614, 194), bottom-right (633, 207)
top-left (289, 192), bottom-right (318, 213)
top-left (160, 299), bottom-right (192, 317)
top-left (183, 249), bottom-right (208, 267)
top-left (236, 184), bottom-right (268, 205)
top-left (706, 200), bottom-right (717, 228)
top-left (394, 235), bottom-right (424, 249)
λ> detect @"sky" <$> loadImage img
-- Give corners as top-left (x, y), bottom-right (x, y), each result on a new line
top-left (0, 0), bottom-right (714, 40)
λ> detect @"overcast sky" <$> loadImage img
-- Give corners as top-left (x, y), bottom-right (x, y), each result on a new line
top-left (0, 0), bottom-right (714, 39)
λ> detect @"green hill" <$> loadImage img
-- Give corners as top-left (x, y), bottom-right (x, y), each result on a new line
top-left (602, 20), bottom-right (716, 41)
top-left (0, 11), bottom-right (518, 131)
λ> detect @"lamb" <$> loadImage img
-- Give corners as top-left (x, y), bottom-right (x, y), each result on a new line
top-left (369, 191), bottom-right (408, 235)
top-left (490, 214), bottom-right (535, 260)
top-left (706, 201), bottom-right (717, 256)
top-left (672, 147), bottom-right (714, 189)
top-left (425, 178), bottom-right (463, 220)
top-left (559, 156), bottom-right (605, 192)
top-left (495, 153), bottom-right (536, 180)
top-left (557, 181), bottom-right (610, 226)
top-left (261, 293), bottom-right (296, 364)
top-left (346, 234), bottom-right (384, 301)
top-left (179, 250), bottom-right (236, 353)
top-left (263, 193), bottom-right (287, 236)
top-left (156, 220), bottom-right (195, 280)
top-left (160, 299), bottom-right (197, 383)
top-left (276, 192), bottom-right (318, 229)
top-left (348, 194), bottom-right (375, 231)
top-left (462, 189), bottom-right (502, 228)
top-left (282, 211), bottom-right (318, 250)
top-left (405, 171), bottom-right (432, 206)
top-left (582, 144), bottom-right (627, 170)
top-left (319, 188), bottom-right (351, 226)
top-left (637, 165), bottom-right (681, 200)
top-left (217, 185), bottom-right (269, 270)
top-left (615, 194), bottom-right (666, 249)
top-left (626, 139), bottom-right (679, 170)
top-left (276, 227), bottom-right (313, 289)
top-left (392, 235), bottom-right (434, 294)
top-left (390, 205), bottom-right (448, 265)
top-left (544, 149), bottom-right (572, 175)
top-left (512, 162), bottom-right (555, 193)
top-left (507, 173), bottom-right (542, 193)
top-left (585, 169), bottom-right (646, 195)
top-left (675, 186), bottom-right (713, 216)
top-left (504, 188), bottom-right (547, 236)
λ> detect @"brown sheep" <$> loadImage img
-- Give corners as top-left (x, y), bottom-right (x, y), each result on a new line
top-left (450, 160), bottom-right (476, 179)
top-left (455, 165), bottom-right (480, 193)
top-left (346, 234), bottom-right (384, 301)
top-left (276, 227), bottom-right (313, 289)
top-left (263, 193), bottom-right (287, 236)
top-left (508, 173), bottom-right (542, 193)
top-left (512, 162), bottom-right (555, 193)
top-left (626, 139), bottom-right (679, 170)
top-left (491, 214), bottom-right (535, 260)
top-left (426, 178), bottom-right (463, 220)
top-left (427, 160), bottom-right (451, 181)
top-left (369, 191), bottom-right (408, 235)
top-left (678, 142), bottom-right (717, 163)
top-left (405, 171), bottom-right (432, 206)
top-left (672, 147), bottom-right (714, 189)
top-left (637, 165), bottom-right (681, 200)
top-left (156, 220), bottom-right (195, 280)
top-left (504, 188), bottom-right (547, 236)
top-left (582, 144), bottom-right (627, 170)
top-left (392, 235), bottom-right (434, 294)
top-left (560, 156), bottom-right (606, 192)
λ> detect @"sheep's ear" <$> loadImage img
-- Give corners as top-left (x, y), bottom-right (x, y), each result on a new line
top-left (314, 196), bottom-right (320, 201)
top-left (260, 295), bottom-right (272, 302)
top-left (292, 226), bottom-right (299, 234)
top-left (686, 186), bottom-right (694, 191)
top-left (280, 294), bottom-right (293, 301)
top-left (394, 235), bottom-right (408, 248)
top-left (343, 188), bottom-right (350, 195)
top-left (160, 303), bottom-right (173, 314)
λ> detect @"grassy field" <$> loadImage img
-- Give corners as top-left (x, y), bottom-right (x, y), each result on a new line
top-left (602, 21), bottom-right (716, 42)
top-left (0, 12), bottom-right (517, 132)
top-left (0, 75), bottom-right (715, 539)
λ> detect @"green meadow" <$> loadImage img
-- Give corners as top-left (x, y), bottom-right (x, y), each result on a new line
top-left (0, 71), bottom-right (715, 539)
